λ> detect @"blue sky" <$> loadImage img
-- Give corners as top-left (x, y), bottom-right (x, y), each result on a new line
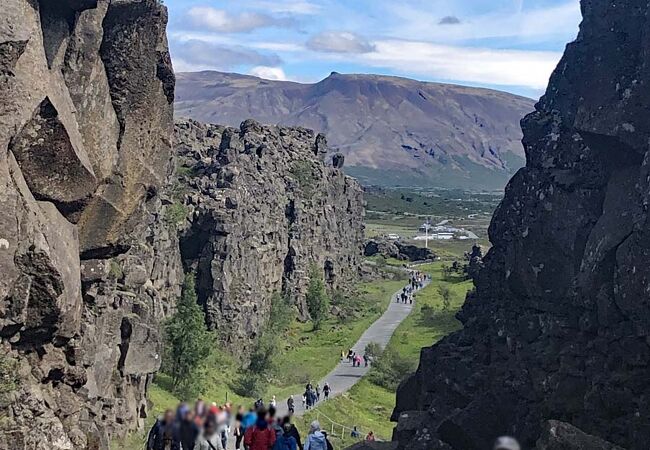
top-left (165, 0), bottom-right (582, 98)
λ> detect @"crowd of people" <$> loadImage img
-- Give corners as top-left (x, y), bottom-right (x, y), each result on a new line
top-left (147, 399), bottom-right (332, 450)
top-left (398, 271), bottom-right (428, 304)
top-left (300, 381), bottom-right (331, 410)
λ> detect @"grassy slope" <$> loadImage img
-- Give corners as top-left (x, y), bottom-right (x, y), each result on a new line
top-left (298, 259), bottom-right (473, 448)
top-left (115, 277), bottom-right (408, 450)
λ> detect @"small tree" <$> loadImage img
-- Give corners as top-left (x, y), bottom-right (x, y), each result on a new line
top-left (306, 267), bottom-right (330, 331)
top-left (438, 285), bottom-right (452, 311)
top-left (163, 273), bottom-right (213, 397)
top-left (364, 342), bottom-right (383, 359)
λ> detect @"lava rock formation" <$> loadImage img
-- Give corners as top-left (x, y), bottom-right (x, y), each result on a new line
top-left (393, 1), bottom-right (650, 449)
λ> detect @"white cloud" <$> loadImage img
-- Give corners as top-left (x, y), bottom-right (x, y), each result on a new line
top-left (249, 0), bottom-right (321, 15)
top-left (251, 42), bottom-right (305, 52)
top-left (186, 6), bottom-right (292, 33)
top-left (360, 39), bottom-right (560, 89)
top-left (389, 1), bottom-right (580, 43)
top-left (171, 39), bottom-right (282, 71)
top-left (307, 31), bottom-right (375, 54)
top-left (249, 66), bottom-right (288, 80)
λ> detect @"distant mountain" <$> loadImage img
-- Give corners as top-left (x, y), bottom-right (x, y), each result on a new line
top-left (175, 71), bottom-right (536, 190)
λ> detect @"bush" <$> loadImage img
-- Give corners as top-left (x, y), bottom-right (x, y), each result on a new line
top-left (364, 342), bottom-right (383, 359)
top-left (368, 347), bottom-right (415, 390)
top-left (419, 304), bottom-right (437, 325)
top-left (233, 372), bottom-right (267, 399)
top-left (163, 273), bottom-right (214, 398)
top-left (438, 285), bottom-right (452, 311)
top-left (164, 202), bottom-right (188, 230)
top-left (306, 267), bottom-right (330, 330)
top-left (248, 293), bottom-right (294, 374)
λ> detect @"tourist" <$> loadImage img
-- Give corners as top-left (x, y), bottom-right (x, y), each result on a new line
top-left (287, 395), bottom-right (295, 414)
top-left (194, 418), bottom-right (224, 450)
top-left (282, 416), bottom-right (303, 450)
top-left (315, 384), bottom-right (321, 401)
top-left (244, 409), bottom-right (276, 450)
top-left (272, 422), bottom-right (298, 450)
top-left (176, 404), bottom-right (200, 450)
top-left (242, 408), bottom-right (257, 432)
top-left (301, 393), bottom-right (306, 409)
top-left (270, 395), bottom-right (277, 408)
top-left (234, 410), bottom-right (245, 450)
top-left (195, 399), bottom-right (207, 422)
top-left (365, 431), bottom-right (375, 442)
top-left (322, 383), bottom-right (331, 400)
top-left (363, 354), bottom-right (369, 367)
top-left (304, 421), bottom-right (327, 450)
top-left (350, 426), bottom-right (360, 439)
top-left (305, 381), bottom-right (313, 391)
top-left (494, 436), bottom-right (521, 450)
top-left (146, 409), bottom-right (176, 450)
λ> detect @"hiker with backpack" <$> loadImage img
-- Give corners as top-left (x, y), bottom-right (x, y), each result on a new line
top-left (322, 383), bottom-right (331, 400)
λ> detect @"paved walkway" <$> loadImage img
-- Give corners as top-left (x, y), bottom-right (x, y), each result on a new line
top-left (272, 275), bottom-right (429, 418)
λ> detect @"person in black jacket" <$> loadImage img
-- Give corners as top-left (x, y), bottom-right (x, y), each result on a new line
top-left (175, 404), bottom-right (200, 450)
top-left (147, 409), bottom-right (178, 450)
top-left (282, 416), bottom-right (303, 450)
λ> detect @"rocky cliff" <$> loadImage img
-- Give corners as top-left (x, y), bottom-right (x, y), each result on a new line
top-left (0, 0), bottom-right (180, 448)
top-left (174, 119), bottom-right (365, 352)
top-left (393, 1), bottom-right (650, 449)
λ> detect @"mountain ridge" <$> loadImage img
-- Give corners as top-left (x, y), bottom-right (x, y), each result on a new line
top-left (175, 71), bottom-right (536, 190)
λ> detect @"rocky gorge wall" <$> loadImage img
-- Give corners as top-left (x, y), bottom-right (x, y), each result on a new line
top-left (0, 0), bottom-right (181, 448)
top-left (174, 119), bottom-right (365, 352)
top-left (392, 1), bottom-right (650, 449)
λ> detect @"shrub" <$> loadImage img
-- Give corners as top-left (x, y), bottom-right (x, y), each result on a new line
top-left (289, 161), bottom-right (317, 196)
top-left (164, 202), bottom-right (188, 230)
top-left (438, 285), bottom-right (452, 311)
top-left (249, 293), bottom-right (295, 376)
top-left (306, 267), bottom-right (330, 330)
top-left (0, 353), bottom-right (17, 406)
top-left (233, 372), bottom-right (267, 399)
top-left (368, 347), bottom-right (415, 390)
top-left (364, 342), bottom-right (383, 359)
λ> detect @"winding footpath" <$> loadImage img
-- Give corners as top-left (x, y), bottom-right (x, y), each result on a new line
top-left (273, 275), bottom-right (429, 418)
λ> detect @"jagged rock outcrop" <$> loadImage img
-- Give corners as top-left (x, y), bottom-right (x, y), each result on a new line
top-left (536, 421), bottom-right (624, 450)
top-left (364, 238), bottom-right (436, 262)
top-left (174, 119), bottom-right (365, 352)
top-left (0, 1), bottom-right (180, 448)
top-left (393, 2), bottom-right (650, 450)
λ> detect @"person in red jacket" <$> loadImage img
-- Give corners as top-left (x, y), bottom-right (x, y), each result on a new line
top-left (244, 409), bottom-right (276, 450)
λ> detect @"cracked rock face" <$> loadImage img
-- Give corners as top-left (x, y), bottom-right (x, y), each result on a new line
top-left (393, 2), bottom-right (650, 449)
top-left (0, 0), bottom-right (180, 448)
top-left (174, 119), bottom-right (365, 352)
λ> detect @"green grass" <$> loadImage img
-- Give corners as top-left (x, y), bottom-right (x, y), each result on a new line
top-left (295, 260), bottom-right (473, 446)
top-left (296, 379), bottom-right (396, 447)
top-left (116, 277), bottom-right (409, 449)
top-left (268, 279), bottom-right (408, 400)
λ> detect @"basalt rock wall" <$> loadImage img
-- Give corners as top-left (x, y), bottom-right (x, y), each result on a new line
top-left (174, 119), bottom-right (365, 352)
top-left (393, 1), bottom-right (650, 449)
top-left (0, 1), bottom-right (181, 448)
